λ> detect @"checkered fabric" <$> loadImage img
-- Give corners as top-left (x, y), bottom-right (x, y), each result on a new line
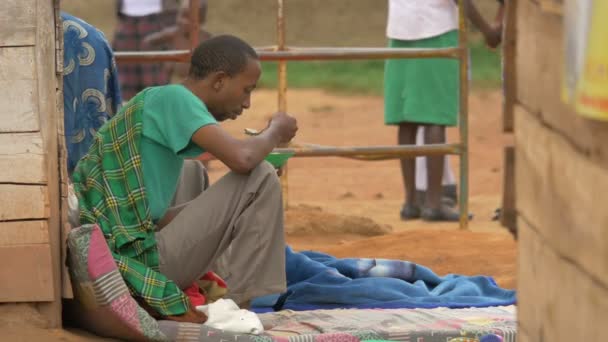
top-left (72, 91), bottom-right (190, 316)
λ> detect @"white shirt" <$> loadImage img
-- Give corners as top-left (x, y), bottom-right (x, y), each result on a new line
top-left (121, 0), bottom-right (163, 17)
top-left (386, 0), bottom-right (459, 40)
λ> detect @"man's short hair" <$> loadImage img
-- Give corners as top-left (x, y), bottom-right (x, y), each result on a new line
top-left (188, 35), bottom-right (258, 80)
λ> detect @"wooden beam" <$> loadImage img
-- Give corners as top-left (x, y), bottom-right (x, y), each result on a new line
top-left (36, 0), bottom-right (62, 327)
top-left (0, 0), bottom-right (36, 47)
top-left (0, 244), bottom-right (54, 302)
top-left (0, 221), bottom-right (49, 246)
top-left (515, 105), bottom-right (608, 287)
top-left (516, 0), bottom-right (608, 169)
top-left (518, 220), bottom-right (607, 342)
top-left (0, 133), bottom-right (46, 184)
top-left (0, 185), bottom-right (48, 220)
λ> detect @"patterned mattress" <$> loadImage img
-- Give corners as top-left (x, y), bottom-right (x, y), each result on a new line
top-left (260, 307), bottom-right (516, 342)
top-left (66, 224), bottom-right (516, 342)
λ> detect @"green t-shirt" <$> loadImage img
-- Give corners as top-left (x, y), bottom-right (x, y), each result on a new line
top-left (141, 84), bottom-right (217, 221)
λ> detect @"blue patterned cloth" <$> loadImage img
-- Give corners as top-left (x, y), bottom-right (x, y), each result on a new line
top-left (62, 13), bottom-right (122, 174)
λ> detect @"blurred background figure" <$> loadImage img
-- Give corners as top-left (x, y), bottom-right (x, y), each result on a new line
top-left (143, 0), bottom-right (211, 82)
top-left (385, 0), bottom-right (503, 222)
top-left (112, 0), bottom-right (180, 100)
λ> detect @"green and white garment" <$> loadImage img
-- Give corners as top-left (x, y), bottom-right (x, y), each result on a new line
top-left (72, 91), bottom-right (190, 316)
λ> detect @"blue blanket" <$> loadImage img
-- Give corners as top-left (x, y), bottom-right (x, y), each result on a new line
top-left (252, 246), bottom-right (516, 312)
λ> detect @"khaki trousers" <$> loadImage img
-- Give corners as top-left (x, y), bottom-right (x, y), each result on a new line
top-left (155, 160), bottom-right (286, 304)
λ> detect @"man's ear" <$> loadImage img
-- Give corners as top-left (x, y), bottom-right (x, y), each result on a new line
top-left (209, 71), bottom-right (227, 91)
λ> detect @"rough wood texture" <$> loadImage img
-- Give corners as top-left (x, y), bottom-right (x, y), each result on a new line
top-left (0, 185), bottom-right (48, 220)
top-left (515, 105), bottom-right (608, 287)
top-left (516, 328), bottom-right (533, 342)
top-left (36, 0), bottom-right (62, 327)
top-left (518, 220), bottom-right (607, 342)
top-left (0, 47), bottom-right (36, 80)
top-left (539, 0), bottom-right (563, 15)
top-left (0, 79), bottom-right (40, 132)
top-left (0, 133), bottom-right (46, 184)
top-left (0, 0), bottom-right (36, 47)
top-left (0, 244), bottom-right (54, 302)
top-left (0, 45), bottom-right (39, 132)
top-left (516, 0), bottom-right (608, 169)
top-left (514, 3), bottom-right (608, 341)
top-left (0, 221), bottom-right (49, 246)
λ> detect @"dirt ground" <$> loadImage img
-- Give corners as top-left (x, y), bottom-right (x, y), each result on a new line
top-left (208, 88), bottom-right (516, 290)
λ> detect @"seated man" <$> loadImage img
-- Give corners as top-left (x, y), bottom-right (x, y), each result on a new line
top-left (72, 35), bottom-right (298, 324)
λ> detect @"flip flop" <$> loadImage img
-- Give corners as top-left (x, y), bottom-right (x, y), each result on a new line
top-left (400, 203), bottom-right (421, 220)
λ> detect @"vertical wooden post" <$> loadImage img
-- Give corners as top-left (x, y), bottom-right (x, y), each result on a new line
top-left (457, 0), bottom-right (469, 230)
top-left (36, 0), bottom-right (62, 327)
top-left (277, 0), bottom-right (289, 210)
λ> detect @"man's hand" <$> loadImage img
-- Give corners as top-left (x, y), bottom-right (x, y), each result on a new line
top-left (192, 112), bottom-right (297, 174)
top-left (164, 304), bottom-right (208, 324)
top-left (269, 112), bottom-right (298, 144)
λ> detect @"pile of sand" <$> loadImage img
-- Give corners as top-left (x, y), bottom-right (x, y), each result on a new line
top-left (285, 204), bottom-right (392, 236)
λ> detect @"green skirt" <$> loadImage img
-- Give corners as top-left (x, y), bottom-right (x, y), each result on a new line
top-left (384, 30), bottom-right (459, 126)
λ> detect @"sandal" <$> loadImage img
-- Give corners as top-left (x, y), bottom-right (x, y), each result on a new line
top-left (421, 205), bottom-right (461, 222)
top-left (400, 203), bottom-right (421, 220)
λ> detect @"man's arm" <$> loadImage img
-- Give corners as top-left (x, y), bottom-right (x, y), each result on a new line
top-left (488, 1), bottom-right (506, 48)
top-left (192, 112), bottom-right (297, 174)
top-left (142, 26), bottom-right (180, 49)
top-left (459, 0), bottom-right (493, 34)
top-left (455, 0), bottom-right (502, 48)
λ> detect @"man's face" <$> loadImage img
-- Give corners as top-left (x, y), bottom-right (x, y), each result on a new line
top-left (209, 58), bottom-right (261, 122)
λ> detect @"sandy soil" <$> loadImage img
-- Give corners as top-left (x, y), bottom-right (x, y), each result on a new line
top-left (208, 88), bottom-right (516, 290)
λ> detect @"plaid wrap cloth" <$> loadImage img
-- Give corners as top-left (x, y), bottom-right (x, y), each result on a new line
top-left (72, 90), bottom-right (190, 316)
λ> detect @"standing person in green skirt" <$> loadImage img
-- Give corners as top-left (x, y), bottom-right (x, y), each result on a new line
top-left (384, 0), bottom-right (502, 221)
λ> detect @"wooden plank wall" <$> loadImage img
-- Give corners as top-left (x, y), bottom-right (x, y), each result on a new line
top-left (0, 0), bottom-right (62, 327)
top-left (514, 0), bottom-right (608, 340)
